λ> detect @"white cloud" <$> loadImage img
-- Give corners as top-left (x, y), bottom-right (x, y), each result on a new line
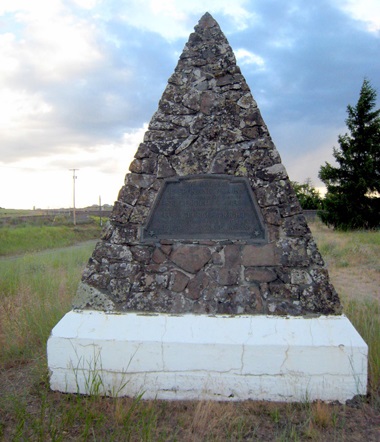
top-left (68, 123), bottom-right (147, 175)
top-left (121, 124), bottom-right (148, 153)
top-left (71, 0), bottom-right (99, 9)
top-left (0, 89), bottom-right (52, 131)
top-left (0, 0), bottom-right (64, 20)
top-left (118, 0), bottom-right (254, 41)
top-left (336, 0), bottom-right (380, 33)
top-left (0, 123), bottom-right (147, 209)
top-left (235, 48), bottom-right (265, 68)
top-left (22, 18), bottom-right (102, 81)
top-left (0, 0), bottom-right (105, 161)
top-left (0, 1), bottom-right (103, 83)
top-left (150, 0), bottom-right (187, 20)
top-left (0, 34), bottom-right (19, 77)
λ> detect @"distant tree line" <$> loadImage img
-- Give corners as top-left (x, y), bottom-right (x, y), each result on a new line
top-left (291, 179), bottom-right (323, 211)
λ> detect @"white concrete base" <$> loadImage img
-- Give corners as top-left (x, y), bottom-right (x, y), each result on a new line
top-left (47, 311), bottom-right (367, 402)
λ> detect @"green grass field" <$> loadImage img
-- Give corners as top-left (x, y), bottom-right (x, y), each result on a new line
top-left (0, 220), bottom-right (379, 441)
top-left (0, 222), bottom-right (101, 256)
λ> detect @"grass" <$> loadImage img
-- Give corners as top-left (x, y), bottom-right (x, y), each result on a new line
top-left (0, 243), bottom-right (96, 363)
top-left (311, 220), bottom-right (380, 400)
top-left (315, 228), bottom-right (380, 270)
top-left (345, 298), bottom-right (380, 401)
top-left (0, 219), bottom-right (379, 441)
top-left (0, 223), bottom-right (101, 256)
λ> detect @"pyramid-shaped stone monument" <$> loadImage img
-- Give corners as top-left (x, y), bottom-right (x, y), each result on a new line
top-left (48, 13), bottom-right (367, 402)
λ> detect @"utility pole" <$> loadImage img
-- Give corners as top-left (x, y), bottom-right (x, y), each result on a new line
top-left (99, 195), bottom-right (103, 227)
top-left (69, 169), bottom-right (78, 225)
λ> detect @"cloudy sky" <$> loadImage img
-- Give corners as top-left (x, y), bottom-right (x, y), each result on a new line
top-left (0, 0), bottom-right (379, 209)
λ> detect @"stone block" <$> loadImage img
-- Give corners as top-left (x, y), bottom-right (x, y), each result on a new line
top-left (187, 271), bottom-right (209, 300)
top-left (244, 268), bottom-right (277, 283)
top-left (169, 270), bottom-right (190, 292)
top-left (170, 245), bottom-right (212, 273)
top-left (241, 243), bottom-right (278, 266)
top-left (152, 247), bottom-right (167, 264)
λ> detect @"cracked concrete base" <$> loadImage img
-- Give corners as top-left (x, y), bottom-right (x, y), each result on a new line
top-left (47, 311), bottom-right (367, 402)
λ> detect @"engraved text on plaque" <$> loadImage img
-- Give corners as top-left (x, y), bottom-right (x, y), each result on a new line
top-left (141, 175), bottom-right (266, 241)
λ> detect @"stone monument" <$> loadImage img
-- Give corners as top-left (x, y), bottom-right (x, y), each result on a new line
top-left (47, 13), bottom-right (367, 402)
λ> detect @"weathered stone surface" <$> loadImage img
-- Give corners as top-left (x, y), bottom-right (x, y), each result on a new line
top-left (207, 266), bottom-right (240, 286)
top-left (267, 299), bottom-right (303, 316)
top-left (109, 262), bottom-right (140, 279)
top-left (130, 246), bottom-right (152, 264)
top-left (109, 224), bottom-right (139, 244)
top-left (92, 242), bottom-right (132, 262)
top-left (77, 12), bottom-right (341, 317)
top-left (108, 278), bottom-right (132, 303)
top-left (211, 251), bottom-right (223, 265)
top-left (300, 284), bottom-right (342, 315)
top-left (160, 244), bottom-right (172, 255)
top-left (210, 149), bottom-right (245, 174)
top-left (283, 215), bottom-right (310, 237)
top-left (117, 185), bottom-right (140, 206)
top-left (224, 245), bottom-right (241, 267)
top-left (200, 286), bottom-right (261, 315)
top-left (137, 189), bottom-right (156, 207)
top-left (245, 268), bottom-right (277, 283)
top-left (187, 271), bottom-right (210, 300)
top-left (129, 205), bottom-right (149, 224)
top-left (126, 173), bottom-right (156, 189)
top-left (73, 282), bottom-right (115, 311)
top-left (170, 246), bottom-right (212, 273)
top-left (152, 247), bottom-right (167, 264)
top-left (110, 202), bottom-right (133, 224)
top-left (134, 143), bottom-right (151, 159)
top-left (241, 244), bottom-right (278, 266)
top-left (169, 270), bottom-right (190, 292)
top-left (129, 158), bottom-right (157, 174)
top-left (279, 238), bottom-right (309, 267)
top-left (157, 156), bottom-right (176, 178)
top-left (262, 207), bottom-right (282, 226)
top-left (290, 269), bottom-right (313, 285)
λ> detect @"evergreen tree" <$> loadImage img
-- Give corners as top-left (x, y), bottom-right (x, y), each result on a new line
top-left (319, 79), bottom-right (380, 229)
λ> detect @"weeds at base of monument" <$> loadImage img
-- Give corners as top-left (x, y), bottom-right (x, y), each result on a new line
top-left (69, 344), bottom-right (142, 398)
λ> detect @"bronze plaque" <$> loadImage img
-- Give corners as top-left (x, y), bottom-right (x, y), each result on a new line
top-left (141, 175), bottom-right (266, 241)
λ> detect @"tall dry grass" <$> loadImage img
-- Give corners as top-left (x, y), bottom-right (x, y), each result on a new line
top-left (0, 243), bottom-right (95, 364)
top-left (310, 220), bottom-right (380, 401)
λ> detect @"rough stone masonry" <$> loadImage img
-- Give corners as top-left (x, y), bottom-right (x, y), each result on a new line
top-left (74, 12), bottom-right (342, 316)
